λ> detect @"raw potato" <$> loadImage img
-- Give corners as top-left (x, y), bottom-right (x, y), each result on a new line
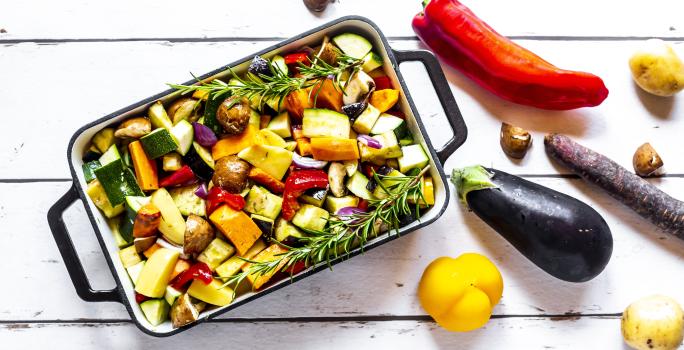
top-left (633, 143), bottom-right (664, 177)
top-left (500, 122), bottom-right (532, 159)
top-left (621, 295), bottom-right (684, 350)
top-left (629, 39), bottom-right (684, 96)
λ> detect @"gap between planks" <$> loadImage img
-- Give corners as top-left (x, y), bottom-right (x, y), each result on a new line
top-left (0, 313), bottom-right (621, 325)
top-left (2, 35), bottom-right (684, 45)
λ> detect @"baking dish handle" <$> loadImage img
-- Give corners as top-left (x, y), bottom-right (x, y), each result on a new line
top-left (392, 49), bottom-right (468, 164)
top-left (47, 183), bottom-right (122, 303)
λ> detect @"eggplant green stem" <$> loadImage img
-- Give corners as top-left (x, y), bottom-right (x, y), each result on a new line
top-left (451, 166), bottom-right (498, 206)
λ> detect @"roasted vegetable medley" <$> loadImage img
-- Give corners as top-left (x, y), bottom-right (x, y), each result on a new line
top-left (82, 33), bottom-right (434, 328)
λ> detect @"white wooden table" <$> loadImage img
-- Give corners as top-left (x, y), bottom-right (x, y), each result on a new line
top-left (2, 1), bottom-right (684, 348)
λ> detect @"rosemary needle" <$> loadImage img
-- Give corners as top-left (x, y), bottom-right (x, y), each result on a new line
top-left (218, 166), bottom-right (430, 293)
top-left (168, 54), bottom-right (363, 109)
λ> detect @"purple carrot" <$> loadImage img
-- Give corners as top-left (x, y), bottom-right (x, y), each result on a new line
top-left (544, 133), bottom-right (684, 238)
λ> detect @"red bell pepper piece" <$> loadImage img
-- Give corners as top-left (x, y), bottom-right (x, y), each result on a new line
top-left (159, 165), bottom-right (197, 187)
top-left (412, 0), bottom-right (608, 110)
top-left (372, 76), bottom-right (393, 90)
top-left (357, 199), bottom-right (369, 212)
top-left (362, 163), bottom-right (380, 178)
top-left (282, 261), bottom-right (308, 276)
top-left (281, 169), bottom-right (329, 220)
top-left (135, 292), bottom-right (150, 304)
top-left (170, 262), bottom-right (213, 290)
top-left (248, 167), bottom-right (285, 194)
top-left (206, 186), bottom-right (246, 215)
top-left (284, 52), bottom-right (310, 66)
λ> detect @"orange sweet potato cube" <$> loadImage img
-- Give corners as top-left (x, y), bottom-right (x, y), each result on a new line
top-left (243, 244), bottom-right (289, 290)
top-left (311, 79), bottom-right (343, 112)
top-left (209, 205), bottom-right (262, 256)
top-left (284, 89), bottom-right (312, 120)
top-left (211, 126), bottom-right (257, 160)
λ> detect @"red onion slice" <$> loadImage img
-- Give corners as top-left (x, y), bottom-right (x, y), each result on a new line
top-left (292, 152), bottom-right (328, 169)
top-left (194, 182), bottom-right (208, 199)
top-left (337, 206), bottom-right (367, 216)
top-left (357, 134), bottom-right (382, 149)
top-left (192, 122), bottom-right (218, 148)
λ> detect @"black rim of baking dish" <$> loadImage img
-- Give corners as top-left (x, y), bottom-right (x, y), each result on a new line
top-left (47, 15), bottom-right (468, 337)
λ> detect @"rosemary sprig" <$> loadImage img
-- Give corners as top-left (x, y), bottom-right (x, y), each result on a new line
top-left (217, 166), bottom-right (430, 293)
top-left (297, 53), bottom-right (363, 93)
top-left (167, 53), bottom-right (364, 109)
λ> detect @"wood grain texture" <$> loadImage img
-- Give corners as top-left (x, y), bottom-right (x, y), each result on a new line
top-left (0, 317), bottom-right (622, 349)
top-left (0, 40), bottom-right (682, 178)
top-left (6, 177), bottom-right (683, 321)
top-left (4, 1), bottom-right (684, 346)
top-left (1, 0), bottom-right (682, 40)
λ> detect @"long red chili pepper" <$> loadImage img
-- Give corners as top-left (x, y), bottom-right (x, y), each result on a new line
top-left (281, 169), bottom-right (329, 221)
top-left (412, 0), bottom-right (609, 110)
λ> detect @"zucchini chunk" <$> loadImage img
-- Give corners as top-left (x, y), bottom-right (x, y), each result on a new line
top-left (244, 186), bottom-right (284, 220)
top-left (397, 144), bottom-right (429, 174)
top-left (302, 109), bottom-right (351, 139)
top-left (274, 217), bottom-right (305, 246)
top-left (292, 204), bottom-right (330, 232)
top-left (197, 238), bottom-right (235, 270)
top-left (86, 179), bottom-right (125, 218)
top-left (140, 128), bottom-right (179, 159)
top-left (92, 128), bottom-right (116, 153)
top-left (267, 111), bottom-right (292, 138)
top-left (325, 195), bottom-right (360, 214)
top-left (352, 104), bottom-right (381, 134)
top-left (215, 239), bottom-right (267, 278)
top-left (300, 187), bottom-right (328, 207)
top-left (93, 160), bottom-right (144, 206)
top-left (169, 185), bottom-right (206, 217)
top-left (333, 33), bottom-right (373, 60)
top-left (346, 171), bottom-right (374, 200)
top-left (370, 113), bottom-right (408, 139)
top-left (140, 299), bottom-right (170, 326)
top-left (251, 215), bottom-right (275, 239)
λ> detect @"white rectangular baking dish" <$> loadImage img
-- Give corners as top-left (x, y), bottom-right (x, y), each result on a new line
top-left (48, 16), bottom-right (467, 336)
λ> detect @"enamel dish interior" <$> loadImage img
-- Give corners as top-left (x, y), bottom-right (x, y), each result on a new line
top-left (68, 18), bottom-right (449, 335)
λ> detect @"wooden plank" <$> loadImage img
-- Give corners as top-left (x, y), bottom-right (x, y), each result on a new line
top-left (1, 40), bottom-right (683, 178)
top-left (1, 0), bottom-right (683, 40)
top-left (0, 317), bottom-right (622, 349)
top-left (7, 178), bottom-right (684, 320)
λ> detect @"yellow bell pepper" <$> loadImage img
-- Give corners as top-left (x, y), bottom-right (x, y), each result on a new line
top-left (418, 253), bottom-right (503, 332)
